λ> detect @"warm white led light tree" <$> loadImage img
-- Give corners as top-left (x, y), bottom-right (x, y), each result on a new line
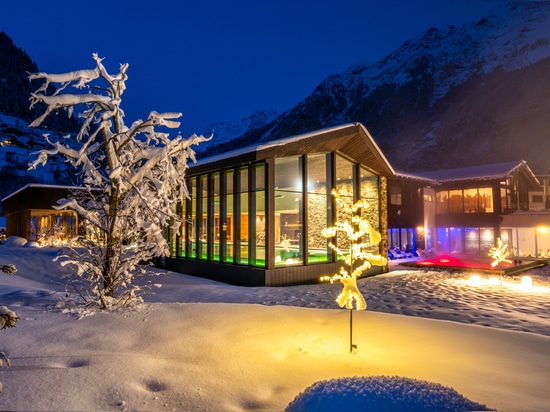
top-left (27, 54), bottom-right (209, 309)
top-left (488, 237), bottom-right (511, 268)
top-left (488, 237), bottom-right (512, 285)
top-left (320, 189), bottom-right (387, 352)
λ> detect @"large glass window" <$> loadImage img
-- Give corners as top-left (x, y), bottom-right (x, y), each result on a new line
top-left (274, 156), bottom-right (303, 265)
top-left (463, 188), bottom-right (479, 213)
top-left (436, 191), bottom-right (449, 214)
top-left (223, 171), bottom-right (234, 262)
top-left (437, 188), bottom-right (493, 214)
top-left (479, 188), bottom-right (493, 212)
top-left (237, 167), bottom-right (249, 264)
top-left (176, 195), bottom-right (187, 257)
top-left (335, 155), bottom-right (355, 254)
top-left (361, 168), bottom-right (380, 253)
top-left (480, 227), bottom-right (494, 253)
top-left (449, 190), bottom-right (462, 214)
top-left (449, 227), bottom-right (463, 253)
top-left (252, 164), bottom-right (266, 267)
top-left (198, 175), bottom-right (208, 259)
top-left (188, 178), bottom-right (197, 258)
top-left (210, 173), bottom-right (220, 261)
top-left (464, 227), bottom-right (479, 254)
top-left (501, 186), bottom-right (511, 213)
top-left (170, 151), bottom-right (384, 274)
top-left (390, 186), bottom-right (402, 205)
top-left (307, 153), bottom-right (330, 263)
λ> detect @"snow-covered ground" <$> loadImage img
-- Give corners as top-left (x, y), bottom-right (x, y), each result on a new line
top-left (1, 240), bottom-right (549, 411)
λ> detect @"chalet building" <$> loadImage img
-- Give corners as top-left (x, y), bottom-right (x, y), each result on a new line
top-left (2, 184), bottom-right (79, 243)
top-left (164, 123), bottom-right (394, 286)
top-left (501, 171), bottom-right (550, 258)
top-left (387, 161), bottom-right (541, 257)
top-left (4, 127), bottom-right (548, 285)
top-left (387, 172), bottom-right (434, 255)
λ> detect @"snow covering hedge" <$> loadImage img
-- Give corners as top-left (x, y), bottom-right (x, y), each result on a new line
top-left (2, 237), bottom-right (27, 247)
top-left (285, 375), bottom-right (494, 412)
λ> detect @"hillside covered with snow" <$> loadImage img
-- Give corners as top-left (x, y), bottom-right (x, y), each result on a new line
top-left (1, 1), bottom-right (550, 200)
top-left (194, 2), bottom-right (550, 173)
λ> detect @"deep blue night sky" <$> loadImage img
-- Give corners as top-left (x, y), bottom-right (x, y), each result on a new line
top-left (1, 0), bottom-right (498, 132)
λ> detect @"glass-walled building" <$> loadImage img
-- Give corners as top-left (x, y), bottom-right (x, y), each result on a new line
top-left (165, 123), bottom-right (395, 286)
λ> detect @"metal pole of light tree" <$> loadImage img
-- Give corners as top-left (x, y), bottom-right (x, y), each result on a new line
top-left (349, 308), bottom-right (357, 353)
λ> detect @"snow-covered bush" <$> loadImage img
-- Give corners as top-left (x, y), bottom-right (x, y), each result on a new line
top-left (27, 54), bottom-right (210, 308)
top-left (1, 263), bottom-right (18, 394)
top-left (285, 375), bottom-right (494, 412)
top-left (1, 264), bottom-right (19, 329)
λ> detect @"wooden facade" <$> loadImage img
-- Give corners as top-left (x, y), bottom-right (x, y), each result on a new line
top-left (2, 184), bottom-right (80, 243)
top-left (387, 161), bottom-right (540, 256)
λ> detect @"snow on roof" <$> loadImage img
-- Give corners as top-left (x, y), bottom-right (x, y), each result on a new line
top-left (193, 123), bottom-right (353, 165)
top-left (1, 183), bottom-right (86, 202)
top-left (397, 160), bottom-right (539, 185)
top-left (192, 123), bottom-right (395, 177)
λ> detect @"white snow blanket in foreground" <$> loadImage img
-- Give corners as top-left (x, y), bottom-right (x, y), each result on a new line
top-left (0, 244), bottom-right (549, 411)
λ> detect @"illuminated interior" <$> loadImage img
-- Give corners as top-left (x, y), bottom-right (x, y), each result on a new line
top-left (29, 210), bottom-right (78, 245)
top-left (169, 152), bottom-right (381, 269)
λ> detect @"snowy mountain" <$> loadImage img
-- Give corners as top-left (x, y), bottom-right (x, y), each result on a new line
top-left (195, 2), bottom-right (550, 173)
top-left (0, 31), bottom-right (82, 207)
top-left (0, 113), bottom-right (76, 202)
top-left (186, 109), bottom-right (279, 155)
top-left (1, 0), bottom-right (550, 199)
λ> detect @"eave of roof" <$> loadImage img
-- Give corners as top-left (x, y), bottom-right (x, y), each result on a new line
top-left (397, 160), bottom-right (539, 186)
top-left (189, 123), bottom-right (395, 178)
top-left (1, 183), bottom-right (85, 203)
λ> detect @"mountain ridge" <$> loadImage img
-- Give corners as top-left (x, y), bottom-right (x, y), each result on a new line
top-left (193, 2), bottom-right (550, 173)
top-left (0, 0), bottom-right (549, 207)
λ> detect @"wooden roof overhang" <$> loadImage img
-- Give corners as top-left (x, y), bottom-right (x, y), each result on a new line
top-left (188, 123), bottom-right (395, 179)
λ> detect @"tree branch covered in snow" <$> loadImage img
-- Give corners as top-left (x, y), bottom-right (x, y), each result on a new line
top-left (1, 263), bottom-right (18, 394)
top-left (28, 54), bottom-right (210, 308)
top-left (0, 264), bottom-right (18, 329)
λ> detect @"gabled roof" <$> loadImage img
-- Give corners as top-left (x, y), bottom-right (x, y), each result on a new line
top-left (2, 183), bottom-right (84, 202)
top-left (190, 123), bottom-right (395, 178)
top-left (396, 160), bottom-right (540, 186)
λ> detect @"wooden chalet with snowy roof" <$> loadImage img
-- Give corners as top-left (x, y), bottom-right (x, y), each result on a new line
top-left (1, 184), bottom-right (81, 244)
top-left (387, 160), bottom-right (540, 257)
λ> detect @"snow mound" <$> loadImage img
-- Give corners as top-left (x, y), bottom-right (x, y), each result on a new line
top-left (285, 375), bottom-right (494, 412)
top-left (2, 236), bottom-right (27, 247)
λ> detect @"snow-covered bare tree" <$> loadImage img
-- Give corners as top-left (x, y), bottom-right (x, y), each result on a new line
top-left (27, 54), bottom-right (210, 308)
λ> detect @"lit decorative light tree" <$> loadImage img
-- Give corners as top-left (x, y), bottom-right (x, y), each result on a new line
top-left (320, 190), bottom-right (387, 353)
top-left (488, 238), bottom-right (512, 268)
top-left (488, 237), bottom-right (512, 286)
